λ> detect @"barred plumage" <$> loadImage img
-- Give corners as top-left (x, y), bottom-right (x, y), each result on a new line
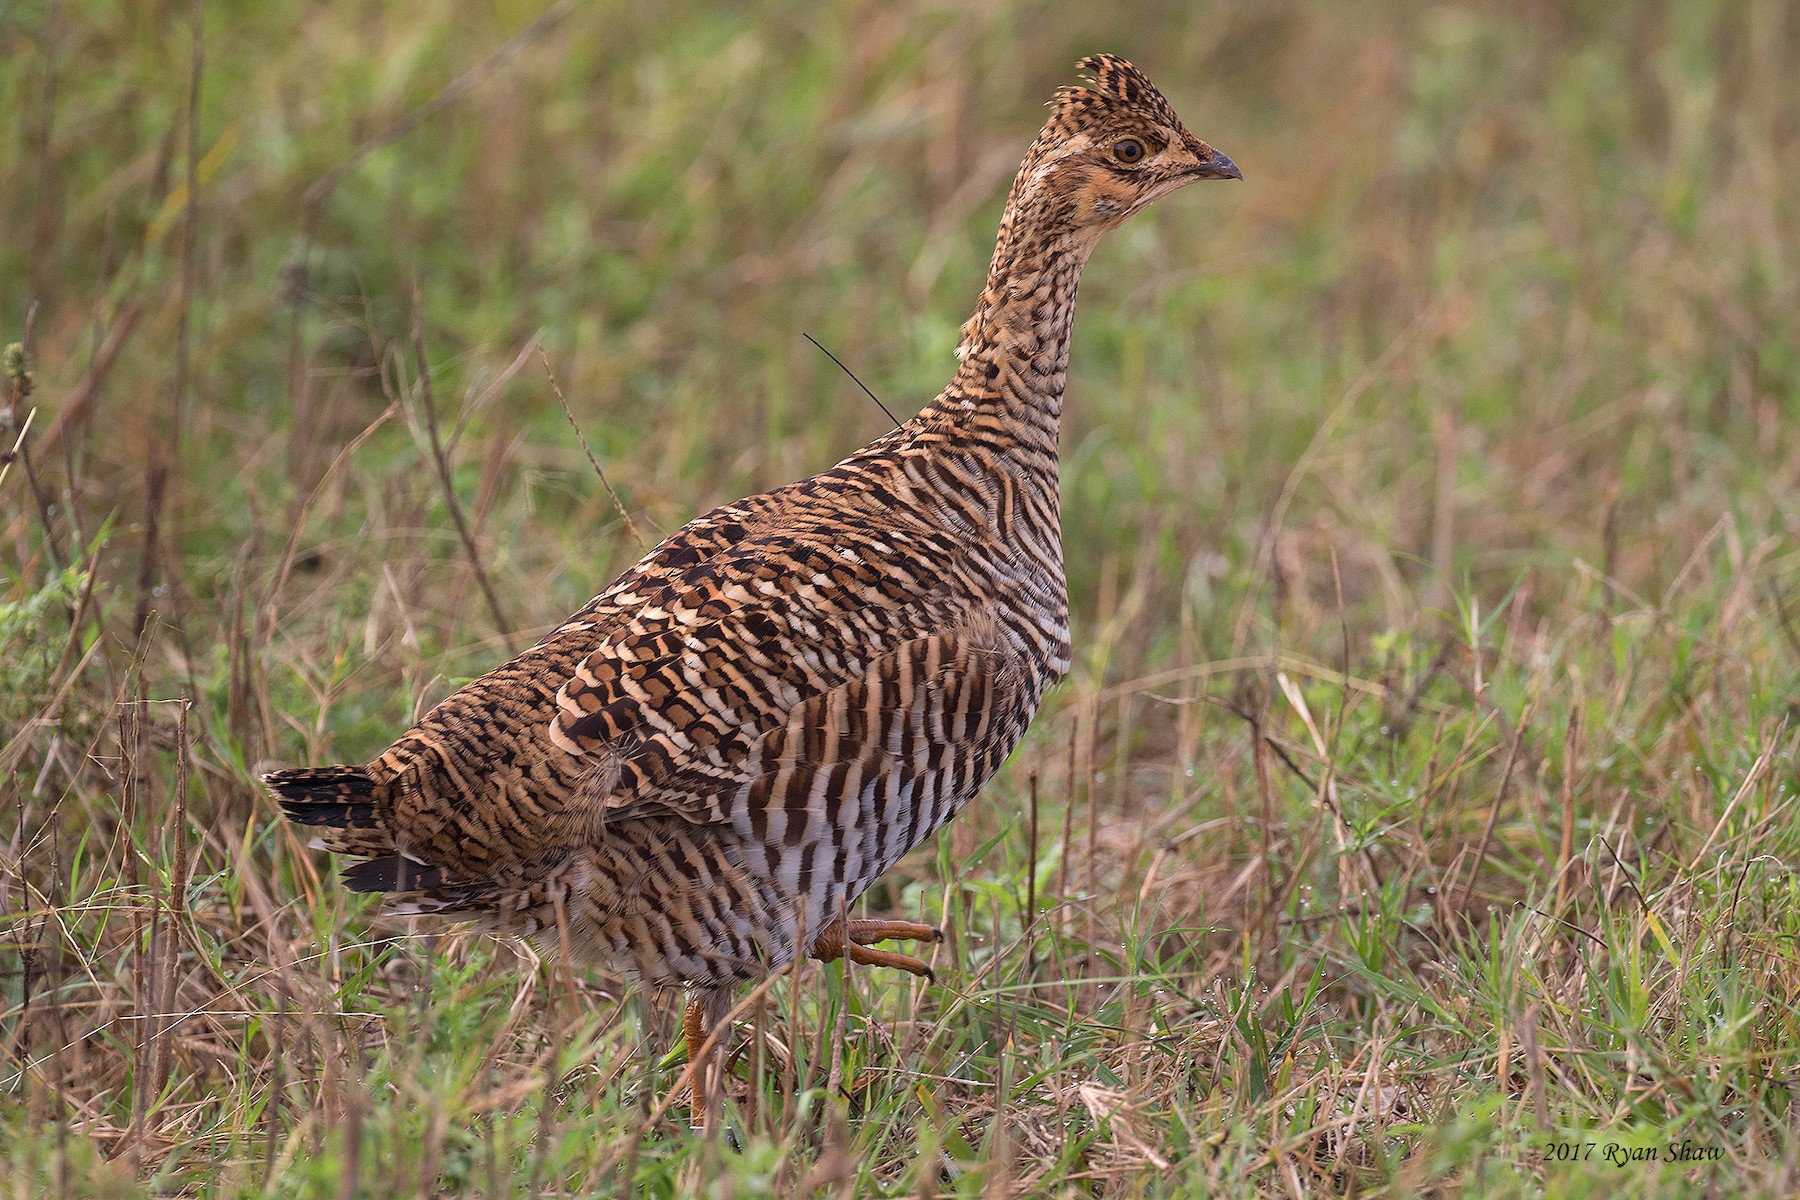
top-left (266, 54), bottom-right (1237, 1055)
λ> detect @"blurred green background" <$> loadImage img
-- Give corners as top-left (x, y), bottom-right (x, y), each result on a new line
top-left (6, 0), bottom-right (1792, 706)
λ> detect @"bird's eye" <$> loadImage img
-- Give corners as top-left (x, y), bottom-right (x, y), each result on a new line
top-left (1113, 138), bottom-right (1145, 164)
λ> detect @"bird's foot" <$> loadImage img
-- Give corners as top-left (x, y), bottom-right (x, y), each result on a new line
top-left (812, 918), bottom-right (943, 983)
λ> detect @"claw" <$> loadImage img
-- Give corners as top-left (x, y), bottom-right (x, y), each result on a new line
top-left (845, 918), bottom-right (942, 947)
top-left (812, 918), bottom-right (945, 982)
top-left (846, 941), bottom-right (935, 983)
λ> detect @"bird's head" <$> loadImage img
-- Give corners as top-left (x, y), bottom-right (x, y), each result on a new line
top-left (1007, 55), bottom-right (1239, 238)
top-left (955, 55), bottom-right (1239, 367)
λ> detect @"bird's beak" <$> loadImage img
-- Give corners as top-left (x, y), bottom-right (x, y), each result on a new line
top-left (1195, 148), bottom-right (1242, 181)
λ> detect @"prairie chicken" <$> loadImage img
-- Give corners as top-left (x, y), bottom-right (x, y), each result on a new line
top-left (267, 54), bottom-right (1237, 1079)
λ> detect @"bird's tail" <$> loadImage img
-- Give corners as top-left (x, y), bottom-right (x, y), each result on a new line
top-left (265, 764), bottom-right (500, 918)
top-left (264, 765), bottom-right (396, 860)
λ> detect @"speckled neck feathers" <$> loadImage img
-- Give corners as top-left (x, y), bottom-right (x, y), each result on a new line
top-left (938, 205), bottom-right (1094, 456)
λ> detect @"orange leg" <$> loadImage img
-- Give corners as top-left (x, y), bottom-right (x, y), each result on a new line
top-left (812, 918), bottom-right (943, 983)
top-left (683, 1000), bottom-right (707, 1063)
top-left (683, 996), bottom-right (726, 1132)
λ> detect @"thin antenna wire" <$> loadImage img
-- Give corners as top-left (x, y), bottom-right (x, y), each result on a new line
top-left (804, 333), bottom-right (901, 428)
top-left (539, 349), bottom-right (648, 550)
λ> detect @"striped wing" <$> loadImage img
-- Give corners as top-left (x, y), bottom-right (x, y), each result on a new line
top-left (356, 497), bottom-right (783, 876)
top-left (547, 511), bottom-right (982, 827)
top-left (356, 457), bottom-right (1025, 881)
top-left (730, 620), bottom-right (1032, 898)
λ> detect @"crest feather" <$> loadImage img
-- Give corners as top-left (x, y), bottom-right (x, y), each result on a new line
top-left (1043, 55), bottom-right (1183, 135)
top-left (1075, 54), bottom-right (1156, 103)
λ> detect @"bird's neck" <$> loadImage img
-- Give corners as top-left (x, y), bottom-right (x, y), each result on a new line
top-left (923, 215), bottom-right (1099, 461)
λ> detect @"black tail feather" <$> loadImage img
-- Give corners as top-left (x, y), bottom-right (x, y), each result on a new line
top-left (281, 799), bottom-right (376, 827)
top-left (264, 764), bottom-right (381, 828)
top-left (342, 855), bottom-right (448, 893)
top-left (267, 764), bottom-right (464, 904)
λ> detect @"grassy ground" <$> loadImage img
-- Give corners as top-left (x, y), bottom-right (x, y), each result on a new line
top-left (3, 0), bottom-right (1799, 1195)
